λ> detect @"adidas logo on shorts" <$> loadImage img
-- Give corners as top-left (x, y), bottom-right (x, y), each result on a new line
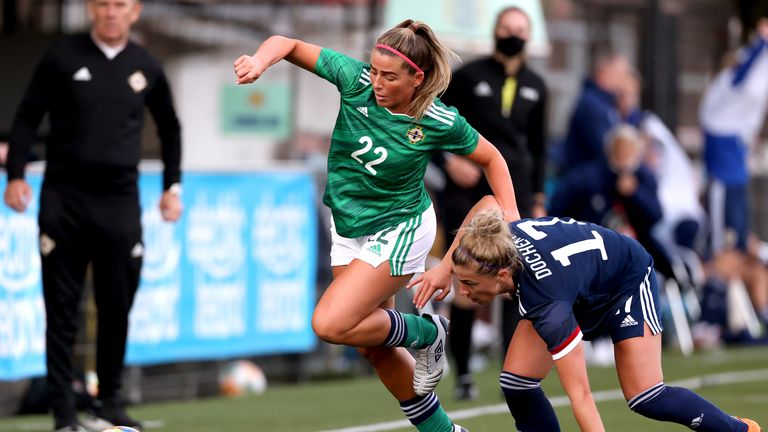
top-left (367, 243), bottom-right (382, 256)
top-left (620, 314), bottom-right (639, 328)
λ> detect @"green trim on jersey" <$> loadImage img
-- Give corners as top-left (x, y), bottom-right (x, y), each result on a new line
top-left (315, 48), bottom-right (479, 237)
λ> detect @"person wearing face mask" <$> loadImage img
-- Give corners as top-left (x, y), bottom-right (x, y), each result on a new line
top-left (434, 6), bottom-right (547, 400)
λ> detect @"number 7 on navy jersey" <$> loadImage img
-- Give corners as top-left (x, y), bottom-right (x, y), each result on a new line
top-left (517, 218), bottom-right (608, 266)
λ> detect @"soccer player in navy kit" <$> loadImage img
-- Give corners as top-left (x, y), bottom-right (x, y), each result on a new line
top-left (412, 196), bottom-right (761, 432)
top-left (234, 20), bottom-right (520, 432)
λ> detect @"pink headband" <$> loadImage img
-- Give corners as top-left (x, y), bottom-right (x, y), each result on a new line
top-left (375, 44), bottom-right (424, 74)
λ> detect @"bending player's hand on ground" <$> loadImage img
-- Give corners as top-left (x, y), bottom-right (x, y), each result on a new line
top-left (408, 261), bottom-right (453, 309)
top-left (233, 55), bottom-right (267, 84)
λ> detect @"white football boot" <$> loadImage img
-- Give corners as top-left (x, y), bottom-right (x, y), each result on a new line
top-left (413, 314), bottom-right (449, 395)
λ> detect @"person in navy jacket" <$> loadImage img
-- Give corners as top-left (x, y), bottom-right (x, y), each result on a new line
top-left (557, 51), bottom-right (631, 173)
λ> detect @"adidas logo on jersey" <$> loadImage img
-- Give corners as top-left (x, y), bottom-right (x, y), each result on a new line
top-left (620, 314), bottom-right (639, 328)
top-left (367, 243), bottom-right (382, 256)
top-left (356, 106), bottom-right (369, 117)
top-left (73, 66), bottom-right (92, 81)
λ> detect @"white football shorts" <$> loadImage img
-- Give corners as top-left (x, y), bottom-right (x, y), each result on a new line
top-left (329, 204), bottom-right (437, 276)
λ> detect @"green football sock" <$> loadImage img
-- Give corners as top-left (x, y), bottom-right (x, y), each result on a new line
top-left (403, 314), bottom-right (438, 349)
top-left (415, 406), bottom-right (454, 432)
top-left (383, 309), bottom-right (438, 349)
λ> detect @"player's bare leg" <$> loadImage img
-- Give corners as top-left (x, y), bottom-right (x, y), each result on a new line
top-left (616, 323), bottom-right (756, 431)
top-left (313, 260), bottom-right (410, 347)
top-left (502, 320), bottom-right (553, 378)
top-left (614, 323), bottom-right (664, 400)
top-left (311, 261), bottom-right (456, 431)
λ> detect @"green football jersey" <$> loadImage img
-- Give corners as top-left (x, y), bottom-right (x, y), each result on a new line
top-left (315, 48), bottom-right (479, 237)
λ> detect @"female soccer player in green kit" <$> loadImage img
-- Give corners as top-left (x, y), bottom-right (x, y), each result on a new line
top-left (234, 20), bottom-right (520, 432)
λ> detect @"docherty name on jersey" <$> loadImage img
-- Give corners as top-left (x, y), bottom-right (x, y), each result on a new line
top-left (512, 235), bottom-right (552, 280)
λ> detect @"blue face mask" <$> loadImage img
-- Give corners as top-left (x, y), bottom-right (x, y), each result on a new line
top-left (495, 35), bottom-right (526, 57)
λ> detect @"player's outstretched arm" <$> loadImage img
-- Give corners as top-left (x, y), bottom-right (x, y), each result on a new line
top-left (408, 195), bottom-right (502, 308)
top-left (464, 135), bottom-right (520, 222)
top-left (554, 343), bottom-right (605, 432)
top-left (234, 36), bottom-right (322, 84)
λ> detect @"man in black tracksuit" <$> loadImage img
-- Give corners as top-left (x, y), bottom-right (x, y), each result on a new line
top-left (435, 6), bottom-right (548, 400)
top-left (3, 1), bottom-right (182, 431)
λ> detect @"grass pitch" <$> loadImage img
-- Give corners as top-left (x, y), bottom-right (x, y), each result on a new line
top-left (1, 346), bottom-right (767, 431)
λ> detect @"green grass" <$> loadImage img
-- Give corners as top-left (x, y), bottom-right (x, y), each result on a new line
top-left (2, 346), bottom-right (767, 431)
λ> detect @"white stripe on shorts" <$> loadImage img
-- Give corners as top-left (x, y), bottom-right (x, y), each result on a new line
top-left (639, 266), bottom-right (662, 334)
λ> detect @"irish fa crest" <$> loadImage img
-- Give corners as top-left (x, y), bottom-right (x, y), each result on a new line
top-left (407, 126), bottom-right (425, 144)
top-left (128, 70), bottom-right (148, 93)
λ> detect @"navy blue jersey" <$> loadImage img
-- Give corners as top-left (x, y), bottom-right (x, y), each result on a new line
top-left (510, 217), bottom-right (653, 359)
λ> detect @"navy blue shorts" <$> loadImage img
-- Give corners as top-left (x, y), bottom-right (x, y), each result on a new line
top-left (582, 266), bottom-right (664, 344)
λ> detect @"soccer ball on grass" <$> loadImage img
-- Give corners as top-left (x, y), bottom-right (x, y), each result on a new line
top-left (218, 359), bottom-right (268, 396)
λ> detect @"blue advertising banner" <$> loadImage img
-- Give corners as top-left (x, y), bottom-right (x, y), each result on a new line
top-left (0, 170), bottom-right (317, 379)
top-left (0, 175), bottom-right (45, 380)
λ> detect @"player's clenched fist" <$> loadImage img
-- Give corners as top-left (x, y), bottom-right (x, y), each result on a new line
top-left (233, 55), bottom-right (266, 84)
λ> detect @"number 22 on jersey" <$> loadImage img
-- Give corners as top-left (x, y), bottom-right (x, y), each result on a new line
top-left (351, 136), bottom-right (388, 175)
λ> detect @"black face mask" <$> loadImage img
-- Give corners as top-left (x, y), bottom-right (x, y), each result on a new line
top-left (495, 35), bottom-right (526, 57)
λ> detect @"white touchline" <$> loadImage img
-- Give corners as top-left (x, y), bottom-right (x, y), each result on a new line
top-left (317, 368), bottom-right (768, 432)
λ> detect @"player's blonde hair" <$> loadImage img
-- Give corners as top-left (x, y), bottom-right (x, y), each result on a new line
top-left (452, 209), bottom-right (522, 276)
top-left (376, 19), bottom-right (458, 120)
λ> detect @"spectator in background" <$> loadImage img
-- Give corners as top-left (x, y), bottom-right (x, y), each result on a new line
top-left (549, 124), bottom-right (663, 264)
top-left (3, 0), bottom-right (183, 431)
top-left (695, 17), bottom-right (768, 344)
top-left (435, 5), bottom-right (548, 400)
top-left (557, 50), bottom-right (631, 173)
top-left (617, 70), bottom-right (707, 275)
top-left (700, 17), bottom-right (768, 255)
